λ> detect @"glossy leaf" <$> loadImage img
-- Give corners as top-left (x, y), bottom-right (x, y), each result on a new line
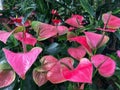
top-left (62, 58), bottom-right (93, 83)
top-left (68, 46), bottom-right (86, 60)
top-left (91, 54), bottom-right (116, 77)
top-left (0, 70), bottom-right (16, 88)
top-left (14, 32), bottom-right (37, 46)
top-left (3, 47), bottom-right (42, 79)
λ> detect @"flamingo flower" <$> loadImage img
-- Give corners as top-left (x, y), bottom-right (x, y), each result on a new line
top-left (32, 21), bottom-right (68, 41)
top-left (34, 55), bottom-right (93, 86)
top-left (10, 16), bottom-right (30, 27)
top-left (3, 47), bottom-right (42, 79)
top-left (62, 58), bottom-right (93, 83)
top-left (69, 32), bottom-right (109, 54)
top-left (0, 70), bottom-right (16, 88)
top-left (65, 14), bottom-right (84, 28)
top-left (14, 32), bottom-right (37, 46)
top-left (117, 50), bottom-right (120, 58)
top-left (97, 13), bottom-right (120, 32)
top-left (0, 30), bottom-right (14, 44)
top-left (68, 46), bottom-right (86, 60)
top-left (91, 54), bottom-right (116, 77)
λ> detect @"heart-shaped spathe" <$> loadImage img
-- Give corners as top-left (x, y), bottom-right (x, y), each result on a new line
top-left (3, 47), bottom-right (42, 79)
top-left (62, 58), bottom-right (93, 83)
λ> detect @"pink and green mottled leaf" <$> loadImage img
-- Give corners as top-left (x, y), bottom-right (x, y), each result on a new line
top-left (0, 31), bottom-right (13, 44)
top-left (65, 14), bottom-right (84, 28)
top-left (38, 23), bottom-right (57, 41)
top-left (3, 47), bottom-right (42, 79)
top-left (102, 13), bottom-right (120, 29)
top-left (62, 58), bottom-right (93, 83)
top-left (40, 55), bottom-right (58, 71)
top-left (0, 70), bottom-right (16, 88)
top-left (47, 57), bottom-right (73, 84)
top-left (91, 54), bottom-right (116, 77)
top-left (14, 32), bottom-right (37, 46)
top-left (68, 46), bottom-right (86, 60)
top-left (84, 32), bottom-right (109, 49)
top-left (33, 67), bottom-right (47, 87)
top-left (117, 50), bottom-right (120, 58)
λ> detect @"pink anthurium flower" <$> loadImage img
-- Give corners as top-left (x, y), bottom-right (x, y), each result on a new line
top-left (103, 13), bottom-right (120, 29)
top-left (62, 58), bottom-right (93, 83)
top-left (97, 13), bottom-right (120, 32)
top-left (117, 50), bottom-right (120, 58)
top-left (0, 31), bottom-right (13, 44)
top-left (14, 32), bottom-right (37, 46)
top-left (10, 17), bottom-right (31, 27)
top-left (65, 14), bottom-right (84, 28)
top-left (84, 32), bottom-right (109, 49)
top-left (70, 36), bottom-right (92, 55)
top-left (47, 57), bottom-right (74, 84)
top-left (33, 67), bottom-right (48, 87)
top-left (0, 70), bottom-right (16, 88)
top-left (56, 26), bottom-right (68, 35)
top-left (38, 23), bottom-right (57, 41)
top-left (3, 47), bottom-right (42, 79)
top-left (40, 55), bottom-right (58, 71)
top-left (68, 46), bottom-right (86, 60)
top-left (91, 54), bottom-right (116, 77)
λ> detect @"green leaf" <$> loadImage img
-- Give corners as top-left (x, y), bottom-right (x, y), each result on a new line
top-left (115, 82), bottom-right (120, 89)
top-left (0, 62), bottom-right (11, 70)
top-left (13, 26), bottom-right (25, 33)
top-left (31, 21), bottom-right (41, 35)
top-left (79, 0), bottom-right (94, 17)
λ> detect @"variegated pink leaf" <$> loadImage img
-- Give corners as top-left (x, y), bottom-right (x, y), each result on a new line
top-left (65, 14), bottom-right (84, 28)
top-left (62, 58), bottom-right (93, 83)
top-left (102, 13), bottom-right (120, 29)
top-left (33, 67), bottom-right (47, 87)
top-left (117, 50), bottom-right (120, 58)
top-left (91, 54), bottom-right (116, 77)
top-left (56, 26), bottom-right (68, 35)
top-left (0, 31), bottom-right (13, 44)
top-left (40, 55), bottom-right (58, 71)
top-left (68, 46), bottom-right (86, 60)
top-left (70, 36), bottom-right (92, 55)
top-left (3, 47), bottom-right (42, 79)
top-left (84, 32), bottom-right (109, 49)
top-left (38, 23), bottom-right (57, 41)
top-left (0, 70), bottom-right (15, 88)
top-left (47, 57), bottom-right (73, 84)
top-left (14, 32), bottom-right (37, 46)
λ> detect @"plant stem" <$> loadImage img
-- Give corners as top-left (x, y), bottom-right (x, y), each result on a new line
top-left (22, 28), bottom-right (27, 53)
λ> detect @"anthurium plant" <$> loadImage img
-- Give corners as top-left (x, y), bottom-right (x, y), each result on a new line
top-left (0, 0), bottom-right (120, 90)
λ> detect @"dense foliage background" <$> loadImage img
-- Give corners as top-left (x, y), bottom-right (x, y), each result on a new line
top-left (0, 0), bottom-right (120, 90)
